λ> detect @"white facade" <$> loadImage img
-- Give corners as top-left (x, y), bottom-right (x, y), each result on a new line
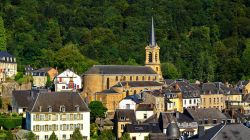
top-left (119, 99), bottom-right (136, 110)
top-left (129, 132), bottom-right (149, 140)
top-left (183, 98), bottom-right (200, 108)
top-left (135, 110), bottom-right (154, 121)
top-left (54, 69), bottom-right (82, 92)
top-left (26, 112), bottom-right (90, 140)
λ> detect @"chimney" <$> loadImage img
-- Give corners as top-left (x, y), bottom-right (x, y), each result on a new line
top-left (175, 111), bottom-right (179, 119)
top-left (198, 125), bottom-right (205, 138)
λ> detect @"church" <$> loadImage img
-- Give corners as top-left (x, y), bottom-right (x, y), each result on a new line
top-left (83, 17), bottom-right (163, 110)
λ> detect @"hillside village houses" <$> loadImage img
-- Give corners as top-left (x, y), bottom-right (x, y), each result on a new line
top-left (0, 51), bottom-right (17, 82)
top-left (4, 16), bottom-right (250, 140)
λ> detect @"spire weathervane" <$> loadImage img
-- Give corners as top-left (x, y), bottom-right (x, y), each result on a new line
top-left (150, 16), bottom-right (156, 47)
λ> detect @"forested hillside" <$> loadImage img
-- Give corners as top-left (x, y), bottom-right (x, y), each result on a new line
top-left (0, 0), bottom-right (250, 82)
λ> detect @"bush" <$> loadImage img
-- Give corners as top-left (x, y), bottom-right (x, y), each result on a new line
top-left (0, 116), bottom-right (22, 130)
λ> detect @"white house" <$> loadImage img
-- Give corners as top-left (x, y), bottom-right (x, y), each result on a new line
top-left (26, 92), bottom-right (90, 140)
top-left (0, 51), bottom-right (17, 80)
top-left (135, 104), bottom-right (154, 122)
top-left (54, 69), bottom-right (82, 92)
top-left (119, 97), bottom-right (137, 110)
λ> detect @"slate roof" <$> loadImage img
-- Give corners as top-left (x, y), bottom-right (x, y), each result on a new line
top-left (126, 123), bottom-right (162, 133)
top-left (0, 51), bottom-right (14, 57)
top-left (201, 82), bottom-right (240, 95)
top-left (124, 94), bottom-right (143, 104)
top-left (164, 80), bottom-right (200, 98)
top-left (96, 89), bottom-right (118, 94)
top-left (32, 67), bottom-right (53, 73)
top-left (143, 113), bottom-right (158, 124)
top-left (115, 109), bottom-right (136, 123)
top-left (188, 123), bottom-right (250, 140)
top-left (84, 65), bottom-right (157, 75)
top-left (185, 108), bottom-right (227, 121)
top-left (116, 81), bottom-right (163, 87)
top-left (136, 104), bottom-right (154, 111)
top-left (27, 92), bottom-right (89, 112)
top-left (12, 90), bottom-right (39, 108)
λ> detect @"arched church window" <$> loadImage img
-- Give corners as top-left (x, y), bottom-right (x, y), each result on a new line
top-left (130, 76), bottom-right (132, 81)
top-left (142, 76), bottom-right (145, 81)
top-left (116, 76), bottom-right (118, 81)
top-left (136, 76), bottom-right (139, 81)
top-left (148, 52), bottom-right (153, 63)
top-left (155, 53), bottom-right (158, 62)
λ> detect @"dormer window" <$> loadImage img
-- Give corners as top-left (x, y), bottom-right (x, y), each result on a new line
top-left (39, 106), bottom-right (42, 112)
top-left (60, 105), bottom-right (65, 112)
top-left (48, 106), bottom-right (52, 112)
top-left (120, 116), bottom-right (126, 121)
top-left (75, 105), bottom-right (80, 112)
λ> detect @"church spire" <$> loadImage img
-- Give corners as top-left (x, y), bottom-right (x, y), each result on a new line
top-left (150, 16), bottom-right (156, 47)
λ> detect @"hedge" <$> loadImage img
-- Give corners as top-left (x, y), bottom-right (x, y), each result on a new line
top-left (0, 116), bottom-right (22, 130)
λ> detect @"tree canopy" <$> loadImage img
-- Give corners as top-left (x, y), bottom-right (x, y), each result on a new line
top-left (0, 0), bottom-right (250, 82)
top-left (49, 131), bottom-right (58, 140)
top-left (70, 128), bottom-right (83, 140)
top-left (89, 101), bottom-right (107, 122)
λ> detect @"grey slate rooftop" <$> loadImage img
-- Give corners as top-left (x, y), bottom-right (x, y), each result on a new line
top-left (136, 104), bottom-right (154, 111)
top-left (27, 92), bottom-right (88, 112)
top-left (84, 65), bottom-right (157, 75)
top-left (115, 81), bottom-right (163, 87)
top-left (188, 123), bottom-right (250, 140)
top-left (185, 108), bottom-right (227, 121)
top-left (115, 109), bottom-right (136, 123)
top-left (32, 67), bottom-right (53, 73)
top-left (125, 123), bottom-right (162, 133)
top-left (12, 90), bottom-right (39, 108)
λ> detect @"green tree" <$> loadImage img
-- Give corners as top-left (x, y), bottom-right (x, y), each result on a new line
top-left (49, 131), bottom-right (58, 140)
top-left (26, 131), bottom-right (36, 140)
top-left (90, 123), bottom-right (99, 138)
top-left (70, 128), bottom-right (83, 140)
top-left (55, 43), bottom-right (97, 74)
top-left (98, 130), bottom-right (115, 140)
top-left (0, 16), bottom-right (6, 51)
top-left (46, 75), bottom-right (52, 88)
top-left (89, 101), bottom-right (107, 122)
top-left (120, 133), bottom-right (131, 140)
top-left (5, 130), bottom-right (13, 140)
top-left (161, 62), bottom-right (180, 79)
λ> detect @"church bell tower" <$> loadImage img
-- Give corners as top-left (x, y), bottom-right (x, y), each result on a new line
top-left (145, 17), bottom-right (162, 78)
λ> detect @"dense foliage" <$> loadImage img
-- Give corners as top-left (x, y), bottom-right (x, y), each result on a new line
top-left (0, 0), bottom-right (250, 82)
top-left (0, 114), bottom-right (22, 130)
top-left (89, 101), bottom-right (107, 122)
top-left (70, 128), bottom-right (83, 140)
top-left (26, 131), bottom-right (36, 140)
top-left (49, 131), bottom-right (58, 140)
top-left (98, 130), bottom-right (115, 140)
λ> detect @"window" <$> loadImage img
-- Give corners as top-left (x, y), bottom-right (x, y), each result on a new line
top-left (156, 67), bottom-right (158, 71)
top-left (36, 136), bottom-right (39, 140)
top-left (184, 100), bottom-right (186, 105)
top-left (148, 52), bottom-right (152, 62)
top-left (39, 106), bottom-right (42, 112)
top-left (144, 113), bottom-right (147, 119)
top-left (209, 98), bottom-right (211, 103)
top-left (214, 98), bottom-right (216, 103)
top-left (45, 125), bottom-right (48, 131)
top-left (120, 117), bottom-right (126, 120)
top-left (130, 76), bottom-right (132, 81)
top-left (45, 135), bottom-right (48, 140)
top-left (136, 76), bottom-right (138, 81)
top-left (194, 99), bottom-right (196, 104)
top-left (40, 114), bottom-right (45, 121)
top-left (148, 76), bottom-right (151, 80)
top-left (213, 119), bottom-right (217, 124)
top-left (60, 106), bottom-right (65, 112)
top-left (121, 124), bottom-right (125, 130)
top-left (132, 136), bottom-right (136, 140)
top-left (134, 90), bottom-right (136, 94)
top-left (204, 119), bottom-right (208, 124)
top-left (48, 106), bottom-right (52, 112)
top-left (106, 78), bottom-right (110, 89)
top-left (189, 100), bottom-right (192, 104)
top-left (62, 134), bottom-right (66, 140)
top-left (123, 76), bottom-right (126, 81)
top-left (62, 86), bottom-right (65, 89)
top-left (59, 77), bottom-right (62, 82)
top-left (199, 120), bottom-right (203, 124)
top-left (126, 104), bottom-right (130, 109)
top-left (142, 76), bottom-right (145, 81)
top-left (116, 76), bottom-right (118, 81)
